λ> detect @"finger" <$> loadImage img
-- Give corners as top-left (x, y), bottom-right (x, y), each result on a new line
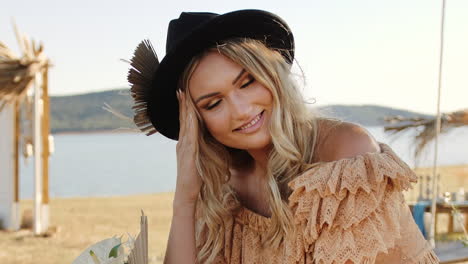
top-left (176, 90), bottom-right (183, 131)
top-left (178, 90), bottom-right (187, 137)
top-left (185, 94), bottom-right (198, 139)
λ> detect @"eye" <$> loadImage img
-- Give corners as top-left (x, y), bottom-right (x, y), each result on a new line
top-left (205, 99), bottom-right (221, 110)
top-left (241, 75), bottom-right (255, 88)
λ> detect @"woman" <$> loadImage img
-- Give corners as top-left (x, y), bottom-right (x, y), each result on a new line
top-left (128, 10), bottom-right (440, 264)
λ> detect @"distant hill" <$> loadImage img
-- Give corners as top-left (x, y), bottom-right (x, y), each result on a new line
top-left (48, 89), bottom-right (432, 133)
top-left (318, 104), bottom-right (432, 126)
top-left (50, 89), bottom-right (135, 133)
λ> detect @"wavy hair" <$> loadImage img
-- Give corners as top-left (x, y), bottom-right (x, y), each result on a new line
top-left (179, 38), bottom-right (322, 263)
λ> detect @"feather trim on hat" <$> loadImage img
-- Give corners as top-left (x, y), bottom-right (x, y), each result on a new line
top-left (127, 39), bottom-right (159, 136)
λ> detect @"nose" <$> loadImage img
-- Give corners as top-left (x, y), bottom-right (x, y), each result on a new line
top-left (228, 92), bottom-right (252, 121)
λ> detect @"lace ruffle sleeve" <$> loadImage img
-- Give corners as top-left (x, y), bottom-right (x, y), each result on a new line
top-left (288, 143), bottom-right (439, 264)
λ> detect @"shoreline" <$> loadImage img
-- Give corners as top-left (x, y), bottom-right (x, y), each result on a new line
top-left (19, 192), bottom-right (175, 202)
top-left (18, 162), bottom-right (468, 201)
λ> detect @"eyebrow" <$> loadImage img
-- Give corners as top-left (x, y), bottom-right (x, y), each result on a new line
top-left (194, 69), bottom-right (246, 104)
top-left (195, 92), bottom-right (220, 104)
top-left (231, 69), bottom-right (246, 85)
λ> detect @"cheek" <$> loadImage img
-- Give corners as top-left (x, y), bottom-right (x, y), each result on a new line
top-left (263, 89), bottom-right (273, 105)
top-left (201, 112), bottom-right (230, 138)
top-left (251, 83), bottom-right (274, 106)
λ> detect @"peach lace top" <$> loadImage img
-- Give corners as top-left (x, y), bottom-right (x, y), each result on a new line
top-left (195, 143), bottom-right (440, 264)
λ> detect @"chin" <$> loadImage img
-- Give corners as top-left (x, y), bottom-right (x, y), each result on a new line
top-left (222, 133), bottom-right (272, 151)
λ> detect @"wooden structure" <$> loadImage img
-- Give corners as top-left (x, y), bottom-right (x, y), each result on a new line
top-left (0, 26), bottom-right (51, 234)
top-left (408, 201), bottom-right (468, 235)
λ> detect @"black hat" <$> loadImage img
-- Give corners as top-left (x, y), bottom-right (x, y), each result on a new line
top-left (128, 9), bottom-right (294, 140)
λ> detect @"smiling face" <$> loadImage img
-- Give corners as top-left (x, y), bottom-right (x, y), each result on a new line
top-left (188, 51), bottom-right (273, 151)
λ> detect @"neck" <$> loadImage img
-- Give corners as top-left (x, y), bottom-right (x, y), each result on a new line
top-left (246, 145), bottom-right (271, 172)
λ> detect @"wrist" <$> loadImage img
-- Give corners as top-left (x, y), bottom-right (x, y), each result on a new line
top-left (173, 195), bottom-right (197, 207)
top-left (174, 185), bottom-right (199, 203)
top-left (172, 200), bottom-right (197, 217)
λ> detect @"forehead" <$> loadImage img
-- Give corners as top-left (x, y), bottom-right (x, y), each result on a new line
top-left (188, 51), bottom-right (243, 95)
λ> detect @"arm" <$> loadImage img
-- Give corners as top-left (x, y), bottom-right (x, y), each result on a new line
top-left (164, 90), bottom-right (202, 264)
top-left (164, 198), bottom-right (198, 264)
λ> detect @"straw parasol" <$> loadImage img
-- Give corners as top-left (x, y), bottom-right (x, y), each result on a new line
top-left (0, 24), bottom-right (50, 108)
top-left (384, 108), bottom-right (468, 158)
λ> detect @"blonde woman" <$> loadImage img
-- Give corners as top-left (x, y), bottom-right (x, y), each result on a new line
top-left (128, 10), bottom-right (439, 264)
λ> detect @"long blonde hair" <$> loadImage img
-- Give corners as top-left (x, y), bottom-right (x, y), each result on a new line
top-left (179, 38), bottom-right (321, 263)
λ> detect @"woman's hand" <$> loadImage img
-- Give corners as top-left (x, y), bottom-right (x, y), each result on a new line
top-left (164, 90), bottom-right (200, 264)
top-left (174, 89), bottom-right (202, 206)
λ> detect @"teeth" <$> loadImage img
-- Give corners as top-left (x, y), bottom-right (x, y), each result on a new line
top-left (239, 113), bottom-right (262, 130)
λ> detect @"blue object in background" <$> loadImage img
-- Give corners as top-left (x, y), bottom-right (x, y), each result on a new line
top-left (412, 201), bottom-right (431, 238)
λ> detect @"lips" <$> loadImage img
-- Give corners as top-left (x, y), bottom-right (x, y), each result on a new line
top-left (234, 110), bottom-right (265, 131)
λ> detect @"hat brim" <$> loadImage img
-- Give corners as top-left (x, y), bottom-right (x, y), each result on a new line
top-left (149, 9), bottom-right (294, 140)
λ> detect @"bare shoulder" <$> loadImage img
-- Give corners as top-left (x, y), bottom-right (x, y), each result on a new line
top-left (315, 119), bottom-right (381, 162)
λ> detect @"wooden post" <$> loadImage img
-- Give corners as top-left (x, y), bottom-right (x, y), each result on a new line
top-left (33, 72), bottom-right (43, 235)
top-left (40, 67), bottom-right (50, 232)
top-left (428, 0), bottom-right (447, 247)
top-left (14, 100), bottom-right (20, 203)
top-left (0, 101), bottom-right (19, 230)
top-left (448, 213), bottom-right (453, 233)
top-left (41, 68), bottom-right (49, 205)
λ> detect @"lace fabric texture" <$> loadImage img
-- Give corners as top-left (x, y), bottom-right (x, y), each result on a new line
top-left (195, 143), bottom-right (440, 264)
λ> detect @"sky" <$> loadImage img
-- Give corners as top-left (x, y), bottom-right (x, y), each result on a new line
top-left (1, 0), bottom-right (467, 115)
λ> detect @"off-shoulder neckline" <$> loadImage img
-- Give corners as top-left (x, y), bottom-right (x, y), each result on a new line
top-left (236, 142), bottom-right (398, 222)
top-left (311, 142), bottom-right (391, 165)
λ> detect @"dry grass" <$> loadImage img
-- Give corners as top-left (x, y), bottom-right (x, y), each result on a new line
top-left (1, 165), bottom-right (467, 264)
top-left (0, 193), bottom-right (174, 264)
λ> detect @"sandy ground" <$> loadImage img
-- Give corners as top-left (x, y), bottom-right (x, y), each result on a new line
top-left (0, 193), bottom-right (173, 264)
top-left (1, 165), bottom-right (467, 264)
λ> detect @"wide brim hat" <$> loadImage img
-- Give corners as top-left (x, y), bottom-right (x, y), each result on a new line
top-left (128, 9), bottom-right (294, 140)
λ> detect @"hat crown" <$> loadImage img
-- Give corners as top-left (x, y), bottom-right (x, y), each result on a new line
top-left (166, 12), bottom-right (218, 53)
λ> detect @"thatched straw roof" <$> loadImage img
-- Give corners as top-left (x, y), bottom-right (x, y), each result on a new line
top-left (0, 25), bottom-right (50, 110)
top-left (384, 109), bottom-right (468, 158)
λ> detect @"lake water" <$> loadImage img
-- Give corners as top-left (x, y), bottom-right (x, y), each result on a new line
top-left (19, 127), bottom-right (468, 199)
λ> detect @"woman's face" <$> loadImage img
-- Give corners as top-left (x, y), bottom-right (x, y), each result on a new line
top-left (188, 51), bottom-right (273, 151)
